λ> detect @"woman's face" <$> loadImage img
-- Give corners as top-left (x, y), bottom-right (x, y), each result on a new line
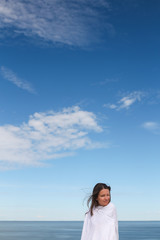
top-left (97, 189), bottom-right (110, 206)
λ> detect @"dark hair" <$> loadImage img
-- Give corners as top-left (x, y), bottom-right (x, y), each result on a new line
top-left (87, 183), bottom-right (111, 216)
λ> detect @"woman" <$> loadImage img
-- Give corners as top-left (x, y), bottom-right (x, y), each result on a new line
top-left (81, 183), bottom-right (119, 240)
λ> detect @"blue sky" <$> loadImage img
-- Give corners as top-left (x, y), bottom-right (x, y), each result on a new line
top-left (0, 0), bottom-right (160, 221)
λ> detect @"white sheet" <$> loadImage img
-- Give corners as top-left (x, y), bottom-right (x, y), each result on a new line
top-left (81, 202), bottom-right (119, 240)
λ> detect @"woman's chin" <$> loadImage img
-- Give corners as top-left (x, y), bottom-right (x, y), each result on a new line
top-left (100, 201), bottom-right (109, 206)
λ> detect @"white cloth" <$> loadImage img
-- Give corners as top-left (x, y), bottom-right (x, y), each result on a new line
top-left (81, 202), bottom-right (119, 240)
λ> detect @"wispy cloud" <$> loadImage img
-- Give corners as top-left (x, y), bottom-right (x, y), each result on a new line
top-left (0, 0), bottom-right (113, 47)
top-left (142, 121), bottom-right (160, 134)
top-left (104, 91), bottom-right (144, 110)
top-left (1, 66), bottom-right (35, 93)
top-left (0, 106), bottom-right (108, 170)
top-left (92, 78), bottom-right (118, 86)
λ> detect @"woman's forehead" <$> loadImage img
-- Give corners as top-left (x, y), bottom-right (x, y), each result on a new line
top-left (99, 188), bottom-right (110, 194)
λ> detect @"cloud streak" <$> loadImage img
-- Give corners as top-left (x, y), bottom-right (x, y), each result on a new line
top-left (0, 106), bottom-right (108, 170)
top-left (0, 0), bottom-right (112, 47)
top-left (1, 66), bottom-right (35, 93)
top-left (92, 78), bottom-right (118, 86)
top-left (104, 91), bottom-right (144, 110)
top-left (142, 121), bottom-right (160, 134)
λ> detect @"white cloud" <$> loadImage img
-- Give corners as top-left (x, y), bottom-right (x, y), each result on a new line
top-left (0, 0), bottom-right (112, 47)
top-left (142, 121), bottom-right (160, 134)
top-left (104, 104), bottom-right (117, 109)
top-left (105, 91), bottom-right (144, 110)
top-left (1, 66), bottom-right (35, 93)
top-left (0, 106), bottom-right (108, 170)
top-left (92, 78), bottom-right (118, 86)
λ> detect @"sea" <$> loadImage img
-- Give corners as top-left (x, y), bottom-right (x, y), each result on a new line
top-left (0, 221), bottom-right (160, 240)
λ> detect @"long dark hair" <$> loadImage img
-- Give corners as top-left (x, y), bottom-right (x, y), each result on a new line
top-left (87, 183), bottom-right (111, 216)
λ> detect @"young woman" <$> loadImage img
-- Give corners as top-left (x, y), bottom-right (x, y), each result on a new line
top-left (81, 183), bottom-right (119, 240)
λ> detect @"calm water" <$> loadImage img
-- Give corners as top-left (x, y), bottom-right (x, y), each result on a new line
top-left (0, 221), bottom-right (160, 240)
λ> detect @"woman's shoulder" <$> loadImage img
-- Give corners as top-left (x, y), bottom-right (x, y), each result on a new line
top-left (104, 202), bottom-right (117, 212)
top-left (85, 210), bottom-right (91, 218)
top-left (109, 202), bottom-right (116, 208)
top-left (85, 202), bottom-right (117, 216)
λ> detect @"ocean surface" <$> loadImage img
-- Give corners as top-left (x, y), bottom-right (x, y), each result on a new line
top-left (0, 221), bottom-right (160, 240)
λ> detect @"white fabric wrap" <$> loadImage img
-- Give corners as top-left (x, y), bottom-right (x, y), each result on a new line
top-left (81, 202), bottom-right (119, 240)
